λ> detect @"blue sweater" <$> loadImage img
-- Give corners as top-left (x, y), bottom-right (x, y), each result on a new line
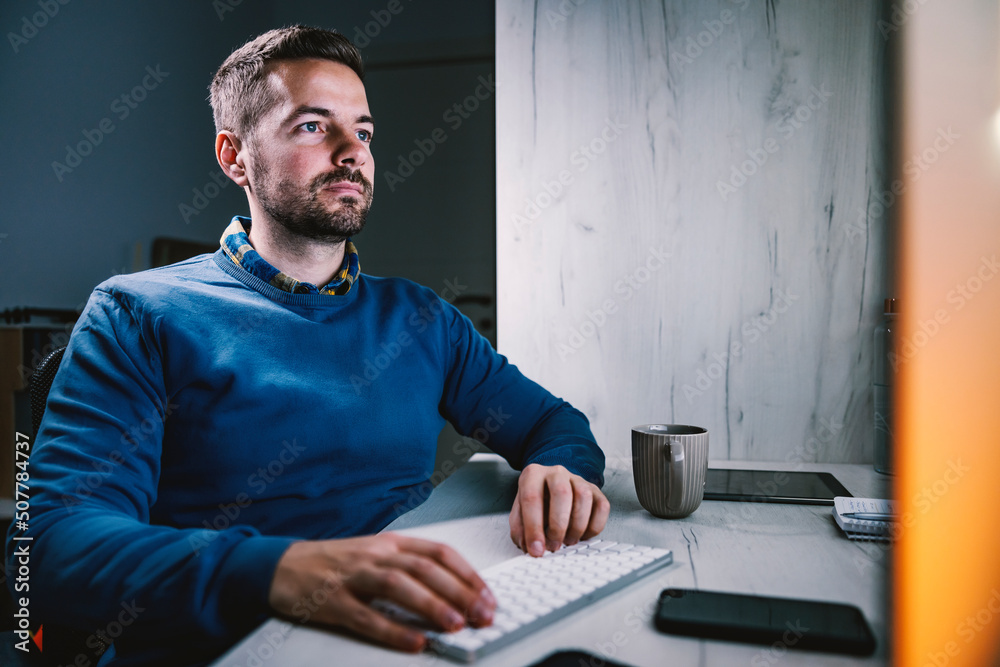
top-left (6, 250), bottom-right (604, 665)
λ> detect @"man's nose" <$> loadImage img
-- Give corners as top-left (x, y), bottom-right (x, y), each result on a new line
top-left (330, 128), bottom-right (367, 167)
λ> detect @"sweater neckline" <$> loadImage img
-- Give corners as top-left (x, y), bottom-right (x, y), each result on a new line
top-left (212, 250), bottom-right (361, 307)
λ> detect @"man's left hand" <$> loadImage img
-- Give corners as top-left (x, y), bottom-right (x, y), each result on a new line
top-left (509, 463), bottom-right (610, 557)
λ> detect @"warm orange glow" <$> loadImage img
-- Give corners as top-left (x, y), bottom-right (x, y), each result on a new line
top-left (896, 2), bottom-right (1000, 666)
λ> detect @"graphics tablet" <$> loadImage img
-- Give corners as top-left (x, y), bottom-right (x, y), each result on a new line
top-left (703, 469), bottom-right (852, 505)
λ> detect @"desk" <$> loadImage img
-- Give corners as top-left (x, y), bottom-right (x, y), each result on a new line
top-left (214, 456), bottom-right (890, 666)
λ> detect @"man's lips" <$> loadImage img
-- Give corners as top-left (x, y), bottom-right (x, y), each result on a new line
top-left (322, 181), bottom-right (364, 195)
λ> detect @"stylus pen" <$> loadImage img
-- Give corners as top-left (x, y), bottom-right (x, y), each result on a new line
top-left (842, 512), bottom-right (894, 521)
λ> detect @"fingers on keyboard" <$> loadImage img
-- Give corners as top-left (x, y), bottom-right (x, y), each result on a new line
top-left (544, 475), bottom-right (575, 551)
top-left (343, 596), bottom-right (427, 653)
top-left (389, 537), bottom-right (496, 626)
top-left (564, 480), bottom-right (595, 545)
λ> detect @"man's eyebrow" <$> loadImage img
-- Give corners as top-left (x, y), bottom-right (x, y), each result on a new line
top-left (286, 105), bottom-right (375, 126)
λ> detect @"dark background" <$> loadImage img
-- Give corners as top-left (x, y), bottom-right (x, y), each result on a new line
top-left (0, 0), bottom-right (497, 343)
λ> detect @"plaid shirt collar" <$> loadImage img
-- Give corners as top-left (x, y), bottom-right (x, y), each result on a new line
top-left (219, 216), bottom-right (360, 296)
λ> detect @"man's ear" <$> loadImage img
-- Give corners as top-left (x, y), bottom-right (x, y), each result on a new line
top-left (216, 131), bottom-right (250, 187)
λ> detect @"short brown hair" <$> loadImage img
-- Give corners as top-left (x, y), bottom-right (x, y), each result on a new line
top-left (209, 25), bottom-right (364, 140)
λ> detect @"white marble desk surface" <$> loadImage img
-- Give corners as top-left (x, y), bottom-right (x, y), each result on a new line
top-left (213, 455), bottom-right (890, 667)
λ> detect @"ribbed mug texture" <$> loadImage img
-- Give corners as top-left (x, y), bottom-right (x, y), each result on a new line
top-left (631, 425), bottom-right (709, 519)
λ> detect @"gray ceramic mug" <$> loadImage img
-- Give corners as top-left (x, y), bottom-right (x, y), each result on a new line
top-left (632, 424), bottom-right (709, 519)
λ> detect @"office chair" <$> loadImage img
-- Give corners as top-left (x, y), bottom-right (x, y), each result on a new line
top-left (0, 346), bottom-right (111, 666)
top-left (29, 346), bottom-right (66, 436)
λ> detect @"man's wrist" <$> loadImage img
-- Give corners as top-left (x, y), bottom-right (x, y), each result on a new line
top-left (522, 456), bottom-right (604, 488)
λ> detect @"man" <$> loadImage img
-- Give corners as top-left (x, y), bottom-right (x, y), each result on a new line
top-left (6, 26), bottom-right (608, 665)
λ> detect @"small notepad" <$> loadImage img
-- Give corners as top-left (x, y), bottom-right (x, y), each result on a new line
top-left (833, 497), bottom-right (894, 541)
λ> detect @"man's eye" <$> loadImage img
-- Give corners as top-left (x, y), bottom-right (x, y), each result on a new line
top-left (302, 122), bottom-right (320, 133)
top-left (357, 129), bottom-right (372, 142)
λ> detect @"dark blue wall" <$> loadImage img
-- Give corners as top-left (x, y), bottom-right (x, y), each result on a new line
top-left (0, 0), bottom-right (495, 330)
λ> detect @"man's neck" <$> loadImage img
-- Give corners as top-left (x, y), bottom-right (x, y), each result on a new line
top-left (246, 216), bottom-right (346, 288)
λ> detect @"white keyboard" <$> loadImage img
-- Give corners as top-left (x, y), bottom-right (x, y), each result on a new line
top-left (378, 538), bottom-right (673, 663)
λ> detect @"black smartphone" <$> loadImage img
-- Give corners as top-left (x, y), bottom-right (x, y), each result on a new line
top-left (703, 468), bottom-right (852, 505)
top-left (655, 588), bottom-right (876, 656)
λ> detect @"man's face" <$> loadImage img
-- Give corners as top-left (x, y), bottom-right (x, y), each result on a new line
top-left (246, 58), bottom-right (375, 243)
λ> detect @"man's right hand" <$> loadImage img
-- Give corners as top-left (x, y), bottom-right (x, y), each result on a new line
top-left (267, 533), bottom-right (497, 652)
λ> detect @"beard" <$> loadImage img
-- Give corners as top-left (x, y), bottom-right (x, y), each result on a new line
top-left (251, 158), bottom-right (374, 244)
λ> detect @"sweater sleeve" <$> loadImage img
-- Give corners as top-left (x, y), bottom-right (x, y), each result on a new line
top-left (3, 288), bottom-right (295, 654)
top-left (436, 300), bottom-right (605, 487)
